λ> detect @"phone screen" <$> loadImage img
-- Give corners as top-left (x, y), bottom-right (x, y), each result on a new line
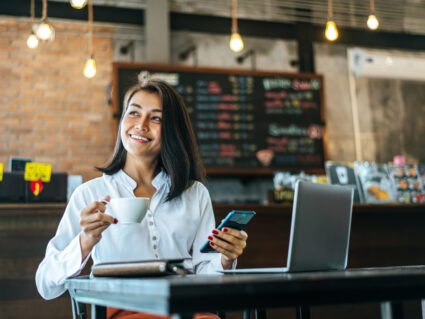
top-left (200, 210), bottom-right (255, 253)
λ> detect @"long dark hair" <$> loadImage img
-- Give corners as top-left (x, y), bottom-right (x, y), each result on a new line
top-left (97, 79), bottom-right (206, 201)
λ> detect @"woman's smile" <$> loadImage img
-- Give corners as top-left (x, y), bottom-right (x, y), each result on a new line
top-left (129, 133), bottom-right (152, 143)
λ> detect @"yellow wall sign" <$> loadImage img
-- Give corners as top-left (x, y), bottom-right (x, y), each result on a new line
top-left (24, 163), bottom-right (52, 182)
top-left (0, 163), bottom-right (3, 181)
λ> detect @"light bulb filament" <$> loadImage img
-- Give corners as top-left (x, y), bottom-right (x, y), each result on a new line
top-left (325, 20), bottom-right (339, 41)
top-left (27, 33), bottom-right (39, 49)
top-left (367, 14), bottom-right (379, 30)
top-left (230, 32), bottom-right (244, 52)
top-left (70, 0), bottom-right (88, 9)
top-left (84, 57), bottom-right (96, 78)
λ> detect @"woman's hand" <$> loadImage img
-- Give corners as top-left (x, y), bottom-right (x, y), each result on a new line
top-left (207, 227), bottom-right (248, 269)
top-left (79, 196), bottom-right (116, 260)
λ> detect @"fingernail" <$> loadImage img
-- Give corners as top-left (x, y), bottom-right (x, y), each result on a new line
top-left (212, 230), bottom-right (219, 235)
top-left (113, 218), bottom-right (118, 224)
top-left (208, 235), bottom-right (213, 240)
top-left (210, 242), bottom-right (215, 246)
top-left (223, 228), bottom-right (228, 232)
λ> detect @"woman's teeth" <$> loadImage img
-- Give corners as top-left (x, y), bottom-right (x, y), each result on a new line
top-left (131, 135), bottom-right (150, 141)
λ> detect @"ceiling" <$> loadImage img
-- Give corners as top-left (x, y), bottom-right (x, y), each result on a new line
top-left (61, 0), bottom-right (425, 36)
top-left (4, 0), bottom-right (425, 36)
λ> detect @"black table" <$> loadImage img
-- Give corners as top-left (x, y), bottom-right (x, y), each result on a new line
top-left (65, 266), bottom-right (425, 319)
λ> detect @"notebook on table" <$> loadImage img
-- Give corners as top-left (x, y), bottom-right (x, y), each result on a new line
top-left (220, 181), bottom-right (354, 274)
top-left (92, 259), bottom-right (190, 277)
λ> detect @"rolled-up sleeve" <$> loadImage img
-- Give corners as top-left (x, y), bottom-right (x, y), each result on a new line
top-left (35, 187), bottom-right (90, 300)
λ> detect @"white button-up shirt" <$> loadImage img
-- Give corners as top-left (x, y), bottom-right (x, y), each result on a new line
top-left (36, 169), bottom-right (227, 300)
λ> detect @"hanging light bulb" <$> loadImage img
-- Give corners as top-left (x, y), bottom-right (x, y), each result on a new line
top-left (367, 14), bottom-right (379, 30)
top-left (27, 31), bottom-right (39, 49)
top-left (70, 0), bottom-right (88, 9)
top-left (229, 0), bottom-right (244, 52)
top-left (83, 0), bottom-right (96, 78)
top-left (325, 0), bottom-right (338, 41)
top-left (35, 20), bottom-right (55, 41)
top-left (83, 55), bottom-right (96, 78)
top-left (34, 0), bottom-right (55, 41)
top-left (367, 0), bottom-right (379, 30)
top-left (27, 0), bottom-right (38, 49)
top-left (230, 32), bottom-right (244, 52)
top-left (325, 19), bottom-right (339, 41)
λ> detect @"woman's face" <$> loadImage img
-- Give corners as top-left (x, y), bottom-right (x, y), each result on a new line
top-left (121, 90), bottom-right (163, 162)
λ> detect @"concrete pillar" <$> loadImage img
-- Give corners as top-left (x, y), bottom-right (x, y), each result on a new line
top-left (145, 0), bottom-right (170, 63)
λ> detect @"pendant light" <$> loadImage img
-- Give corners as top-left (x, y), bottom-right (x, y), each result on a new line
top-left (34, 0), bottom-right (55, 41)
top-left (367, 0), bottom-right (379, 30)
top-left (229, 0), bottom-right (244, 52)
top-left (70, 0), bottom-right (88, 9)
top-left (27, 0), bottom-right (39, 49)
top-left (325, 0), bottom-right (338, 41)
top-left (83, 0), bottom-right (96, 78)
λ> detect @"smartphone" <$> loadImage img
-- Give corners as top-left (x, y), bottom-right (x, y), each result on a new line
top-left (200, 210), bottom-right (256, 253)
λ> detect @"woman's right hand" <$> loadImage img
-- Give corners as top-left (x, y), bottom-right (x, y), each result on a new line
top-left (79, 195), bottom-right (116, 260)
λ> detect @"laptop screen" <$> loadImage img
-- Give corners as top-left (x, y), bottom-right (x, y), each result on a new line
top-left (286, 181), bottom-right (354, 272)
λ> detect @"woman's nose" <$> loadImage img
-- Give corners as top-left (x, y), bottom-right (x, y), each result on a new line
top-left (135, 116), bottom-right (149, 131)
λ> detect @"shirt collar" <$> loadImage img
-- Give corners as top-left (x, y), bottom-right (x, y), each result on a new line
top-left (109, 169), bottom-right (170, 191)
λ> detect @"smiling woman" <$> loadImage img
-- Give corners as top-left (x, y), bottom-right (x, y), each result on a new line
top-left (98, 79), bottom-right (205, 201)
top-left (35, 78), bottom-right (249, 319)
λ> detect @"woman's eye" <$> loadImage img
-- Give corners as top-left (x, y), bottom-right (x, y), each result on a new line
top-left (152, 116), bottom-right (162, 122)
top-left (128, 111), bottom-right (139, 116)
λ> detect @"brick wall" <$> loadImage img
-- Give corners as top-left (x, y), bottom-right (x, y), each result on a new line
top-left (0, 16), bottom-right (115, 181)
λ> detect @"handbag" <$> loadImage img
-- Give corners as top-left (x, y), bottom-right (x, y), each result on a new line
top-left (91, 259), bottom-right (190, 277)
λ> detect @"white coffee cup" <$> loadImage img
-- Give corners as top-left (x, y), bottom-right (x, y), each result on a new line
top-left (108, 197), bottom-right (149, 224)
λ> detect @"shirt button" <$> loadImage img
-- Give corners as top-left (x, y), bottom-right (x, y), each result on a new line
top-left (148, 213), bottom-right (152, 217)
top-left (153, 245), bottom-right (157, 249)
top-left (152, 236), bottom-right (157, 241)
top-left (155, 254), bottom-right (159, 258)
top-left (149, 222), bottom-right (153, 226)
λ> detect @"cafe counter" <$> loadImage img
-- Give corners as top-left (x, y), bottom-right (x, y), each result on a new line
top-left (1, 203), bottom-right (425, 319)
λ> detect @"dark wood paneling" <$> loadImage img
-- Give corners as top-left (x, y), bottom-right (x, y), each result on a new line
top-left (1, 203), bottom-right (425, 319)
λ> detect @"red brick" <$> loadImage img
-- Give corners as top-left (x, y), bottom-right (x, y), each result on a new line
top-left (20, 105), bottom-right (38, 112)
top-left (1, 105), bottom-right (18, 111)
top-left (44, 120), bottom-right (63, 128)
top-left (61, 114), bottom-right (82, 120)
top-left (21, 134), bottom-right (40, 142)
top-left (3, 118), bottom-right (19, 125)
top-left (34, 127), bottom-right (58, 134)
top-left (34, 142), bottom-right (57, 150)
top-left (73, 164), bottom-right (96, 172)
top-left (10, 142), bottom-right (32, 149)
top-left (44, 91), bottom-right (67, 98)
top-left (0, 39), bottom-right (11, 45)
top-left (11, 82), bottom-right (34, 89)
top-left (36, 113), bottom-right (56, 120)
top-left (10, 127), bottom-right (33, 134)
top-left (21, 90), bottom-right (43, 97)
top-left (45, 135), bottom-right (67, 142)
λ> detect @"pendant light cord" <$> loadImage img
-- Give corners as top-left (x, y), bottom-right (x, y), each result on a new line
top-left (30, 0), bottom-right (35, 23)
top-left (42, 0), bottom-right (47, 20)
top-left (370, 0), bottom-right (375, 12)
top-left (232, 0), bottom-right (238, 33)
top-left (88, 0), bottom-right (93, 55)
top-left (328, 0), bottom-right (333, 18)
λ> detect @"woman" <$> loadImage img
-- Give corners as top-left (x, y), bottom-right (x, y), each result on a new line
top-left (35, 79), bottom-right (248, 319)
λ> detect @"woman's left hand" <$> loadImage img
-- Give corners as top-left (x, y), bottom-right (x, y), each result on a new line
top-left (208, 227), bottom-right (248, 269)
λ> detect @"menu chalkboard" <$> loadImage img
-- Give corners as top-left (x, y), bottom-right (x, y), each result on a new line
top-left (113, 63), bottom-right (326, 174)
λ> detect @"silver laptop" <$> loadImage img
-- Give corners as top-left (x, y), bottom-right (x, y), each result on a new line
top-left (220, 181), bottom-right (354, 274)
